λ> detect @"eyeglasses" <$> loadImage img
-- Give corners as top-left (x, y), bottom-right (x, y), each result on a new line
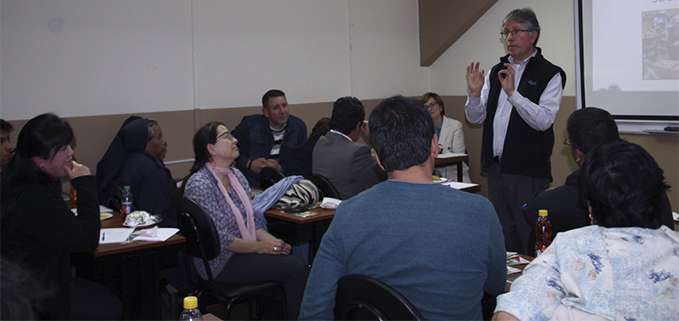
top-left (500, 29), bottom-right (531, 38)
top-left (563, 138), bottom-right (573, 147)
top-left (425, 102), bottom-right (438, 110)
top-left (216, 131), bottom-right (234, 141)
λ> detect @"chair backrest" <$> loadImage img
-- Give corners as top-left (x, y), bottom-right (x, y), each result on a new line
top-left (334, 275), bottom-right (424, 321)
top-left (106, 182), bottom-right (124, 212)
top-left (260, 167), bottom-right (285, 189)
top-left (310, 174), bottom-right (342, 200)
top-left (178, 197), bottom-right (221, 279)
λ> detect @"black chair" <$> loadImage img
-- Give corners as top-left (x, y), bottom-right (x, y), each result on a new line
top-left (178, 197), bottom-right (285, 319)
top-left (309, 174), bottom-right (342, 200)
top-left (259, 167), bottom-right (285, 189)
top-left (334, 275), bottom-right (424, 321)
top-left (106, 182), bottom-right (125, 213)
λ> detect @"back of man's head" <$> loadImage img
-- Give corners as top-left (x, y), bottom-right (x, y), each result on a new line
top-left (262, 89), bottom-right (286, 109)
top-left (567, 107), bottom-right (619, 154)
top-left (330, 97), bottom-right (365, 135)
top-left (369, 95), bottom-right (434, 172)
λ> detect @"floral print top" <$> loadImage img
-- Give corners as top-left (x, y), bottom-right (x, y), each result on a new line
top-left (184, 166), bottom-right (265, 279)
top-left (496, 225), bottom-right (679, 320)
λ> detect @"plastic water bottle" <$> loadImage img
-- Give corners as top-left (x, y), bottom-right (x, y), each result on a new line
top-left (122, 185), bottom-right (134, 221)
top-left (535, 209), bottom-right (553, 256)
top-left (179, 296), bottom-right (203, 321)
top-left (69, 186), bottom-right (77, 208)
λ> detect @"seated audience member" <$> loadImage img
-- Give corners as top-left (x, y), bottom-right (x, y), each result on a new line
top-left (1, 119), bottom-right (15, 169)
top-left (494, 140), bottom-right (679, 320)
top-left (300, 96), bottom-right (506, 320)
top-left (183, 122), bottom-right (309, 319)
top-left (523, 107), bottom-right (674, 256)
top-left (1, 113), bottom-right (121, 320)
top-left (286, 117), bottom-right (330, 179)
top-left (231, 89), bottom-right (308, 187)
top-left (312, 97), bottom-right (387, 199)
top-left (97, 116), bottom-right (178, 227)
top-left (421, 92), bottom-right (471, 182)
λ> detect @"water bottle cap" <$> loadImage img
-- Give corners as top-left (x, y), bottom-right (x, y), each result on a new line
top-left (539, 209), bottom-right (548, 217)
top-left (183, 296), bottom-right (198, 309)
top-left (124, 185), bottom-right (131, 191)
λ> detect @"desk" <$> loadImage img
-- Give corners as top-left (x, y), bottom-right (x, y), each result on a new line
top-left (442, 181), bottom-right (481, 193)
top-left (505, 254), bottom-right (533, 293)
top-left (73, 212), bottom-right (185, 320)
top-left (264, 207), bottom-right (335, 265)
top-left (435, 153), bottom-right (468, 182)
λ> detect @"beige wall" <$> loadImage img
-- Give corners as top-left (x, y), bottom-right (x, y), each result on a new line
top-left (8, 95), bottom-right (677, 212)
top-left (6, 96), bottom-right (679, 211)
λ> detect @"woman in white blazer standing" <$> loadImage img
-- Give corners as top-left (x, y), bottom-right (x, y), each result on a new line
top-left (421, 92), bottom-right (471, 182)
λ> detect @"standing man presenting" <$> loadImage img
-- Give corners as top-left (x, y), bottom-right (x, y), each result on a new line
top-left (465, 8), bottom-right (566, 254)
top-left (232, 89), bottom-right (307, 188)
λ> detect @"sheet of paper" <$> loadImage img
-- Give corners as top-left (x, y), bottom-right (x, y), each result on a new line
top-left (134, 228), bottom-right (179, 242)
top-left (442, 182), bottom-right (479, 190)
top-left (321, 197), bottom-right (341, 209)
top-left (507, 266), bottom-right (522, 275)
top-left (100, 228), bottom-right (135, 244)
top-left (71, 205), bottom-right (114, 216)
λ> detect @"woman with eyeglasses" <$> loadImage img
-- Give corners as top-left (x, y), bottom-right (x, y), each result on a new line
top-left (182, 122), bottom-right (308, 319)
top-left (421, 92), bottom-right (471, 182)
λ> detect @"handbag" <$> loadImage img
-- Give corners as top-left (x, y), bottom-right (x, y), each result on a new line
top-left (274, 179), bottom-right (320, 210)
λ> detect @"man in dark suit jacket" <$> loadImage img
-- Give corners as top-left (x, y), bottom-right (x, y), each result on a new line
top-left (312, 97), bottom-right (386, 200)
top-left (524, 107), bottom-right (675, 256)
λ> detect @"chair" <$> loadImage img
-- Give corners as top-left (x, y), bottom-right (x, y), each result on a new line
top-left (334, 275), bottom-right (424, 321)
top-left (259, 167), bottom-right (285, 189)
top-left (309, 174), bottom-right (342, 200)
top-left (178, 197), bottom-right (286, 319)
top-left (106, 182), bottom-right (125, 213)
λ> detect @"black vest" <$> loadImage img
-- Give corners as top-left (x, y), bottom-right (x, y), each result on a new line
top-left (482, 48), bottom-right (566, 180)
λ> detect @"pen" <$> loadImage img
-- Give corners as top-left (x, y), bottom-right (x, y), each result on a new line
top-left (102, 232), bottom-right (105, 241)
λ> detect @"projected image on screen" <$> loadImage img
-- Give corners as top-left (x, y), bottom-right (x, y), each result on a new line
top-left (578, 0), bottom-right (679, 120)
top-left (642, 9), bottom-right (679, 80)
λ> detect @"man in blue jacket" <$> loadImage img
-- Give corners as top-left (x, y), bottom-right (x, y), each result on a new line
top-left (232, 89), bottom-right (307, 187)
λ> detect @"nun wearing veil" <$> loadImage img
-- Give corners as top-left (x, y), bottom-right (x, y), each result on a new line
top-left (96, 116), bottom-right (178, 227)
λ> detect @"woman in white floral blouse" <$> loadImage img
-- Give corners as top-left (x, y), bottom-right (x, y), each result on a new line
top-left (493, 141), bottom-right (679, 321)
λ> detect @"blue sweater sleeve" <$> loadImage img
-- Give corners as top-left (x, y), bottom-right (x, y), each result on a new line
top-left (299, 216), bottom-right (346, 319)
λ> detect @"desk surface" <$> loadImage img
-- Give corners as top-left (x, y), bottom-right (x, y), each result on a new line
top-left (264, 206), bottom-right (335, 224)
top-left (434, 153), bottom-right (467, 166)
top-left (95, 212), bottom-right (185, 258)
top-left (505, 254), bottom-right (533, 292)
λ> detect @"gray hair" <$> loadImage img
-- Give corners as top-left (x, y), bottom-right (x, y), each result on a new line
top-left (146, 119), bottom-right (157, 142)
top-left (502, 8), bottom-right (540, 46)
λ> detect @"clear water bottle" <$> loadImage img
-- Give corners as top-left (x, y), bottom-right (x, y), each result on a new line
top-left (179, 296), bottom-right (203, 321)
top-left (122, 185), bottom-right (134, 221)
top-left (535, 209), bottom-right (553, 256)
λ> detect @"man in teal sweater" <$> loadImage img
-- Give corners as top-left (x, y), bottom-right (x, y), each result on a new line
top-left (299, 96), bottom-right (507, 320)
